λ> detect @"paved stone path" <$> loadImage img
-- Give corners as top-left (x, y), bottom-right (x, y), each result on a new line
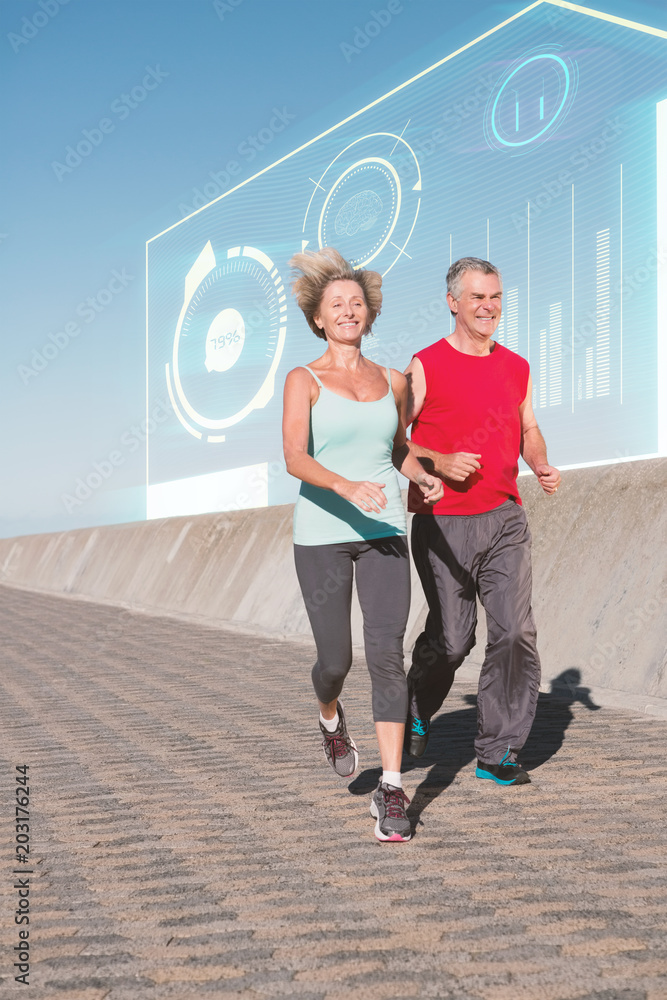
top-left (1, 584), bottom-right (666, 1000)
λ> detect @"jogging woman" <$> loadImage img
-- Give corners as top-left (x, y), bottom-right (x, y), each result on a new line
top-left (282, 247), bottom-right (443, 842)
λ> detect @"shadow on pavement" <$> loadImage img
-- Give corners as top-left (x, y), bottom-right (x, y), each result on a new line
top-left (364, 668), bottom-right (602, 833)
top-left (522, 667), bottom-right (600, 770)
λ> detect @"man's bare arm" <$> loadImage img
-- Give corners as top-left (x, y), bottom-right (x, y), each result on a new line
top-left (404, 356), bottom-right (426, 427)
top-left (408, 441), bottom-right (482, 482)
top-left (519, 376), bottom-right (561, 495)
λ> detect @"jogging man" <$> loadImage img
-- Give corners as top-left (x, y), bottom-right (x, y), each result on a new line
top-left (404, 257), bottom-right (561, 784)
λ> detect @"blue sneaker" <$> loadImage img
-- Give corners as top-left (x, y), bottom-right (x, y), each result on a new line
top-left (476, 749), bottom-right (530, 785)
top-left (404, 713), bottom-right (430, 758)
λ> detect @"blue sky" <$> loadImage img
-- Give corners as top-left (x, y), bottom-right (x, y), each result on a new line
top-left (2, 0), bottom-right (666, 539)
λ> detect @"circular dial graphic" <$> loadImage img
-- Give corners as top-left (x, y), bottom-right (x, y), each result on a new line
top-left (166, 242), bottom-right (286, 442)
top-left (302, 130), bottom-right (421, 276)
top-left (484, 47), bottom-right (578, 153)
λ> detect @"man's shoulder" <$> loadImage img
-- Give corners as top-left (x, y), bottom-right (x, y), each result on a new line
top-left (492, 341), bottom-right (530, 372)
top-left (414, 337), bottom-right (447, 364)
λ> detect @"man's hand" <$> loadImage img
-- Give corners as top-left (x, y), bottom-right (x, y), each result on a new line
top-left (535, 463), bottom-right (561, 495)
top-left (439, 452), bottom-right (482, 482)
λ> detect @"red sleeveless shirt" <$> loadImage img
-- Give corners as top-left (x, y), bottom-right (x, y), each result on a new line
top-left (408, 338), bottom-right (530, 516)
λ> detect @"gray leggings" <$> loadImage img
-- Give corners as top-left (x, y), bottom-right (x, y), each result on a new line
top-left (294, 536), bottom-right (410, 723)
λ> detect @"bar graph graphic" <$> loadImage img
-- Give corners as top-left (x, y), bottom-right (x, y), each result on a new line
top-left (537, 302), bottom-right (563, 409)
top-left (496, 287), bottom-right (519, 351)
top-left (596, 228), bottom-right (611, 397)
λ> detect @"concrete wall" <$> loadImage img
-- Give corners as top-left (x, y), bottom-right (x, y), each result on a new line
top-left (1, 458), bottom-right (665, 716)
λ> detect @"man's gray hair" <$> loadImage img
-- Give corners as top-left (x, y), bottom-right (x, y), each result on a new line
top-left (446, 257), bottom-right (503, 300)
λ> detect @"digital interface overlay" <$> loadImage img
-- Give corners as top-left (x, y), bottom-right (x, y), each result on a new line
top-left (146, 0), bottom-right (667, 519)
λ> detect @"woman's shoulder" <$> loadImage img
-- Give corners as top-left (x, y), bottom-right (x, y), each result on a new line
top-left (284, 364), bottom-right (323, 403)
top-left (285, 363), bottom-right (320, 382)
top-left (388, 367), bottom-right (407, 396)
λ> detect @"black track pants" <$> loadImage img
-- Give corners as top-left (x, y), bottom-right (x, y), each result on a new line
top-left (408, 501), bottom-right (541, 763)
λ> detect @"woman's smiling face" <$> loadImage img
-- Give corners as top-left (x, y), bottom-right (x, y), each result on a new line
top-left (314, 280), bottom-right (369, 342)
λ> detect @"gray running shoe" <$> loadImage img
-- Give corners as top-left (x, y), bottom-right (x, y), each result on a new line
top-left (319, 701), bottom-right (358, 777)
top-left (370, 782), bottom-right (411, 842)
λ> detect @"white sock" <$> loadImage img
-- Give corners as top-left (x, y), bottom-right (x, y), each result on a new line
top-left (320, 711), bottom-right (339, 732)
top-left (382, 771), bottom-right (402, 789)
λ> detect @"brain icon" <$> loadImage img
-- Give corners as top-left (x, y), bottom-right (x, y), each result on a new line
top-left (334, 190), bottom-right (384, 237)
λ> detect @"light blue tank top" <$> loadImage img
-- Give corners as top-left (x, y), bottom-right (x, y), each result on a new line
top-left (293, 366), bottom-right (407, 546)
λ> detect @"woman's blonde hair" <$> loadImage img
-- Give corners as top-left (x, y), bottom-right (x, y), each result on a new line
top-left (289, 247), bottom-right (382, 340)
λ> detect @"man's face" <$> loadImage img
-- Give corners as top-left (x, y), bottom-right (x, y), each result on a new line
top-left (447, 271), bottom-right (502, 341)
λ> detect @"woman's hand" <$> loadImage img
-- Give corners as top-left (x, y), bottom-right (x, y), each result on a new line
top-left (416, 472), bottom-right (443, 505)
top-left (334, 479), bottom-right (387, 513)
